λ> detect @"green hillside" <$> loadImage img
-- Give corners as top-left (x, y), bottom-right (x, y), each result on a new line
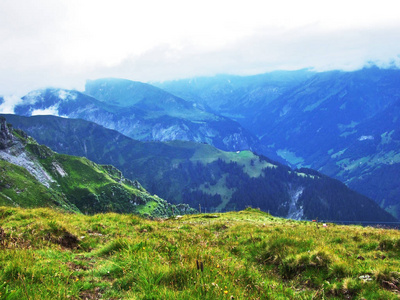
top-left (0, 117), bottom-right (192, 217)
top-left (30, 147), bottom-right (174, 216)
top-left (0, 160), bottom-right (77, 212)
top-left (1, 207), bottom-right (399, 299)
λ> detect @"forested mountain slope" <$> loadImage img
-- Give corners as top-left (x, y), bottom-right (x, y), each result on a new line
top-left (3, 114), bottom-right (396, 222)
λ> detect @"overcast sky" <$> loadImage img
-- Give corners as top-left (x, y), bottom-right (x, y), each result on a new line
top-left (1, 0), bottom-right (400, 96)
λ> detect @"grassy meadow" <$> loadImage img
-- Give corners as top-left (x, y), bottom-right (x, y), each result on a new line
top-left (0, 207), bottom-right (399, 299)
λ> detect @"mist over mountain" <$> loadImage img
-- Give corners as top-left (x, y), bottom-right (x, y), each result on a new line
top-left (154, 70), bottom-right (314, 124)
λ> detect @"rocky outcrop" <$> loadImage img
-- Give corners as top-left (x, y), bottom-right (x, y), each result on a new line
top-left (0, 118), bottom-right (55, 187)
top-left (0, 116), bottom-right (15, 149)
top-left (286, 186), bottom-right (304, 220)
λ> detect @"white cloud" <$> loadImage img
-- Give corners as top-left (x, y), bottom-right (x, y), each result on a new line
top-left (84, 25), bottom-right (400, 81)
top-left (58, 90), bottom-right (77, 101)
top-left (31, 105), bottom-right (60, 116)
top-left (1, 0), bottom-right (400, 95)
top-left (0, 95), bottom-right (23, 114)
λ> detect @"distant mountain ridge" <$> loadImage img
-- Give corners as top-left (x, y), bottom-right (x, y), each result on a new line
top-left (153, 70), bottom-right (314, 126)
top-left (3, 114), bottom-right (396, 223)
top-left (13, 79), bottom-right (259, 152)
top-left (85, 78), bottom-right (209, 115)
top-left (252, 67), bottom-right (400, 217)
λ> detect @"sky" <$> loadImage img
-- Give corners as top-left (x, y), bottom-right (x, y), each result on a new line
top-left (1, 0), bottom-right (400, 97)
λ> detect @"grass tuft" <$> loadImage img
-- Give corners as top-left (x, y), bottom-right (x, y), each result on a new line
top-left (1, 207), bottom-right (400, 299)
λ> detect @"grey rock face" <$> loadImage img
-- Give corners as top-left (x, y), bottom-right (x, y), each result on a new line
top-left (0, 117), bottom-right (15, 149)
top-left (0, 117), bottom-right (55, 187)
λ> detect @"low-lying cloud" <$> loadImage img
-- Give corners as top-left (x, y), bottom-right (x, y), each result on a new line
top-left (0, 95), bottom-right (23, 114)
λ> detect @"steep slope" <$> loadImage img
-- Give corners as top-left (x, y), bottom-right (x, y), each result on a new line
top-left (0, 159), bottom-right (74, 210)
top-left (317, 98), bottom-right (400, 217)
top-left (4, 114), bottom-right (396, 222)
top-left (84, 78), bottom-right (259, 151)
top-left (255, 67), bottom-right (400, 142)
top-left (85, 78), bottom-right (208, 117)
top-left (249, 67), bottom-right (400, 216)
top-left (0, 117), bottom-right (192, 217)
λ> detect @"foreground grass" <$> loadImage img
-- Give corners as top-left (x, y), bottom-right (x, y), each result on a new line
top-left (0, 207), bottom-right (399, 299)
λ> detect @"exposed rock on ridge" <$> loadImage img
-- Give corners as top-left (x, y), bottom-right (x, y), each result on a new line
top-left (0, 117), bottom-right (55, 187)
top-left (0, 116), bottom-right (15, 149)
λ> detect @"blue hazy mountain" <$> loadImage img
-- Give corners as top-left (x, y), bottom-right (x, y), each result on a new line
top-left (14, 83), bottom-right (259, 152)
top-left (154, 70), bottom-right (314, 126)
top-left (251, 67), bottom-right (400, 216)
top-left (155, 67), bottom-right (400, 218)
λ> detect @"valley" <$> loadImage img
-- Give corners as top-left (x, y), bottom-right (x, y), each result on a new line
top-left (1, 114), bottom-right (396, 223)
top-left (155, 67), bottom-right (400, 219)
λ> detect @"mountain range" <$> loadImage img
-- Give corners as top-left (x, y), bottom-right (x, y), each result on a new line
top-left (14, 80), bottom-right (258, 152)
top-left (2, 66), bottom-right (400, 220)
top-left (2, 114), bottom-right (395, 222)
top-left (153, 69), bottom-right (315, 128)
